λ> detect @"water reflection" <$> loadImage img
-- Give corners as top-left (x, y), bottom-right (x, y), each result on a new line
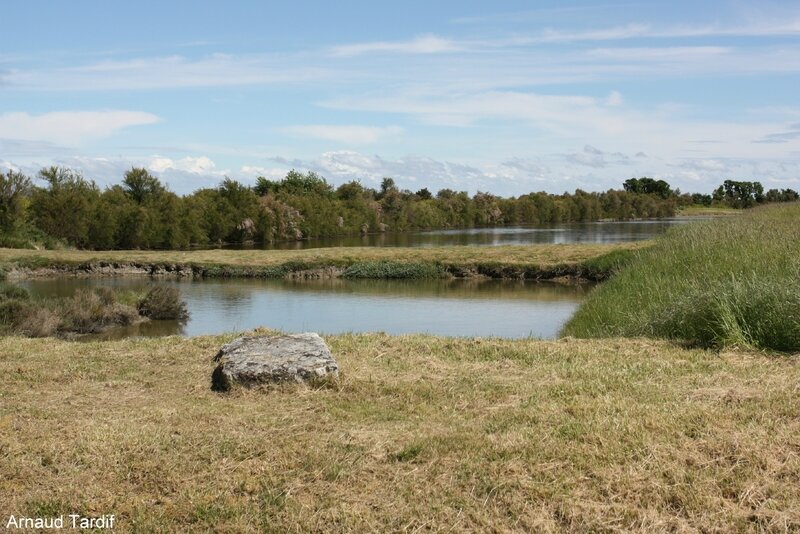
top-left (20, 277), bottom-right (591, 340)
top-left (242, 218), bottom-right (699, 250)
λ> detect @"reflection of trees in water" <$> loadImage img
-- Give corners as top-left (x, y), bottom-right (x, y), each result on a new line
top-left (237, 220), bottom-right (690, 250)
top-left (275, 278), bottom-right (590, 302)
top-left (201, 280), bottom-right (255, 305)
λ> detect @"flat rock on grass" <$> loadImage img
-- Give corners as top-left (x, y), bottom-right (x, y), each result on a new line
top-left (212, 333), bottom-right (338, 391)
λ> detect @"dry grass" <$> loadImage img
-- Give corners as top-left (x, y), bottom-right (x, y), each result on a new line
top-left (0, 242), bottom-right (644, 272)
top-left (1, 332), bottom-right (798, 532)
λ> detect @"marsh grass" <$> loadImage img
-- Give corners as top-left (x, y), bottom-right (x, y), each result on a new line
top-left (0, 333), bottom-right (798, 531)
top-left (0, 242), bottom-right (646, 280)
top-left (0, 284), bottom-right (188, 337)
top-left (342, 261), bottom-right (447, 279)
top-left (564, 203), bottom-right (800, 350)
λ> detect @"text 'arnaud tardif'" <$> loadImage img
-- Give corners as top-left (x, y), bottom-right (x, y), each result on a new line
top-left (5, 514), bottom-right (116, 530)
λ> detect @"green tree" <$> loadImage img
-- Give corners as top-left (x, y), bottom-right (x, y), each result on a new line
top-left (30, 167), bottom-right (100, 247)
top-left (122, 167), bottom-right (165, 204)
top-left (623, 177), bottom-right (673, 199)
top-left (716, 180), bottom-right (765, 208)
top-left (0, 169), bottom-right (32, 231)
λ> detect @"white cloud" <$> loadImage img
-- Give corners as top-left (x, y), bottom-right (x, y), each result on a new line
top-left (148, 156), bottom-right (220, 174)
top-left (329, 35), bottom-right (461, 57)
top-left (526, 18), bottom-right (800, 43)
top-left (281, 125), bottom-right (403, 145)
top-left (7, 54), bottom-right (330, 91)
top-left (564, 145), bottom-right (632, 168)
top-left (587, 46), bottom-right (731, 61)
top-left (322, 88), bottom-right (800, 162)
top-left (605, 91), bottom-right (624, 107)
top-left (239, 165), bottom-right (288, 179)
top-left (755, 123), bottom-right (800, 144)
top-left (0, 111), bottom-right (159, 145)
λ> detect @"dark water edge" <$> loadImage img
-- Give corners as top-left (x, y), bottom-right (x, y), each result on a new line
top-left (221, 218), bottom-right (703, 250)
top-left (19, 277), bottom-right (592, 340)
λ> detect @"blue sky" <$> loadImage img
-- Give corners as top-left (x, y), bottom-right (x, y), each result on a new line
top-left (2, 0), bottom-right (799, 195)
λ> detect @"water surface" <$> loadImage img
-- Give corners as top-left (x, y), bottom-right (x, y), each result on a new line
top-left (254, 218), bottom-right (698, 250)
top-left (20, 277), bottom-right (591, 340)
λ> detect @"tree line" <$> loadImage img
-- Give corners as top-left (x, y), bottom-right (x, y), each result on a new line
top-left (0, 167), bottom-right (795, 250)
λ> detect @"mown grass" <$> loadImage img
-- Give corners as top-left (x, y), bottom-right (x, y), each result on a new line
top-left (1, 332), bottom-right (798, 531)
top-left (564, 203), bottom-right (800, 350)
top-left (0, 242), bottom-right (646, 280)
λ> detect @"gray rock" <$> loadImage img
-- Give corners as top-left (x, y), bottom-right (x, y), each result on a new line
top-left (212, 333), bottom-right (338, 391)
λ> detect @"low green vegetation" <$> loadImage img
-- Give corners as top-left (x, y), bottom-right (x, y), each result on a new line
top-left (564, 203), bottom-right (800, 351)
top-left (1, 332), bottom-right (798, 530)
top-left (0, 241), bottom-right (647, 281)
top-left (0, 283), bottom-right (188, 337)
top-left (342, 261), bottom-right (447, 279)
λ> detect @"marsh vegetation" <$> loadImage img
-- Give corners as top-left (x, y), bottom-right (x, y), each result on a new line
top-left (565, 203), bottom-right (800, 351)
top-left (0, 283), bottom-right (187, 337)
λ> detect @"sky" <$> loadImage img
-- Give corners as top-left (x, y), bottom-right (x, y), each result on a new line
top-left (2, 0), bottom-right (799, 196)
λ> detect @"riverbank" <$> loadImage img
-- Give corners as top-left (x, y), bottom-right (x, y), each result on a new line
top-left (1, 332), bottom-right (797, 531)
top-left (0, 242), bottom-right (644, 282)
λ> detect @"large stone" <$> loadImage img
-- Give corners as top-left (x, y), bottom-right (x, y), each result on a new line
top-left (211, 333), bottom-right (338, 391)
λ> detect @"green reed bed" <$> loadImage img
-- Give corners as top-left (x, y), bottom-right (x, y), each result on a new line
top-left (564, 203), bottom-right (800, 351)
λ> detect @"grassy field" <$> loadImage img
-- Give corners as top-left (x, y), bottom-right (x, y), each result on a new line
top-left (0, 242), bottom-right (645, 280)
top-left (677, 205), bottom-right (740, 217)
top-left (1, 332), bottom-right (798, 532)
top-left (565, 203), bottom-right (800, 351)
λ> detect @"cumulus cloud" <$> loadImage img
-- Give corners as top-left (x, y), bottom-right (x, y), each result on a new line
top-left (281, 125), bottom-right (403, 145)
top-left (239, 165), bottom-right (288, 179)
top-left (148, 155), bottom-right (219, 174)
top-left (0, 111), bottom-right (159, 145)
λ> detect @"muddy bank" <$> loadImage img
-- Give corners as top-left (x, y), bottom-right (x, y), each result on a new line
top-left (4, 259), bottom-right (613, 282)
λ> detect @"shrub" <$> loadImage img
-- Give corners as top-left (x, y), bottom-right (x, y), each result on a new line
top-left (59, 289), bottom-right (139, 334)
top-left (137, 286), bottom-right (189, 320)
top-left (16, 307), bottom-right (61, 337)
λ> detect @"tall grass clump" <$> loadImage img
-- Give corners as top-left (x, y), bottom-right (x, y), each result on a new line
top-left (563, 203), bottom-right (800, 351)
